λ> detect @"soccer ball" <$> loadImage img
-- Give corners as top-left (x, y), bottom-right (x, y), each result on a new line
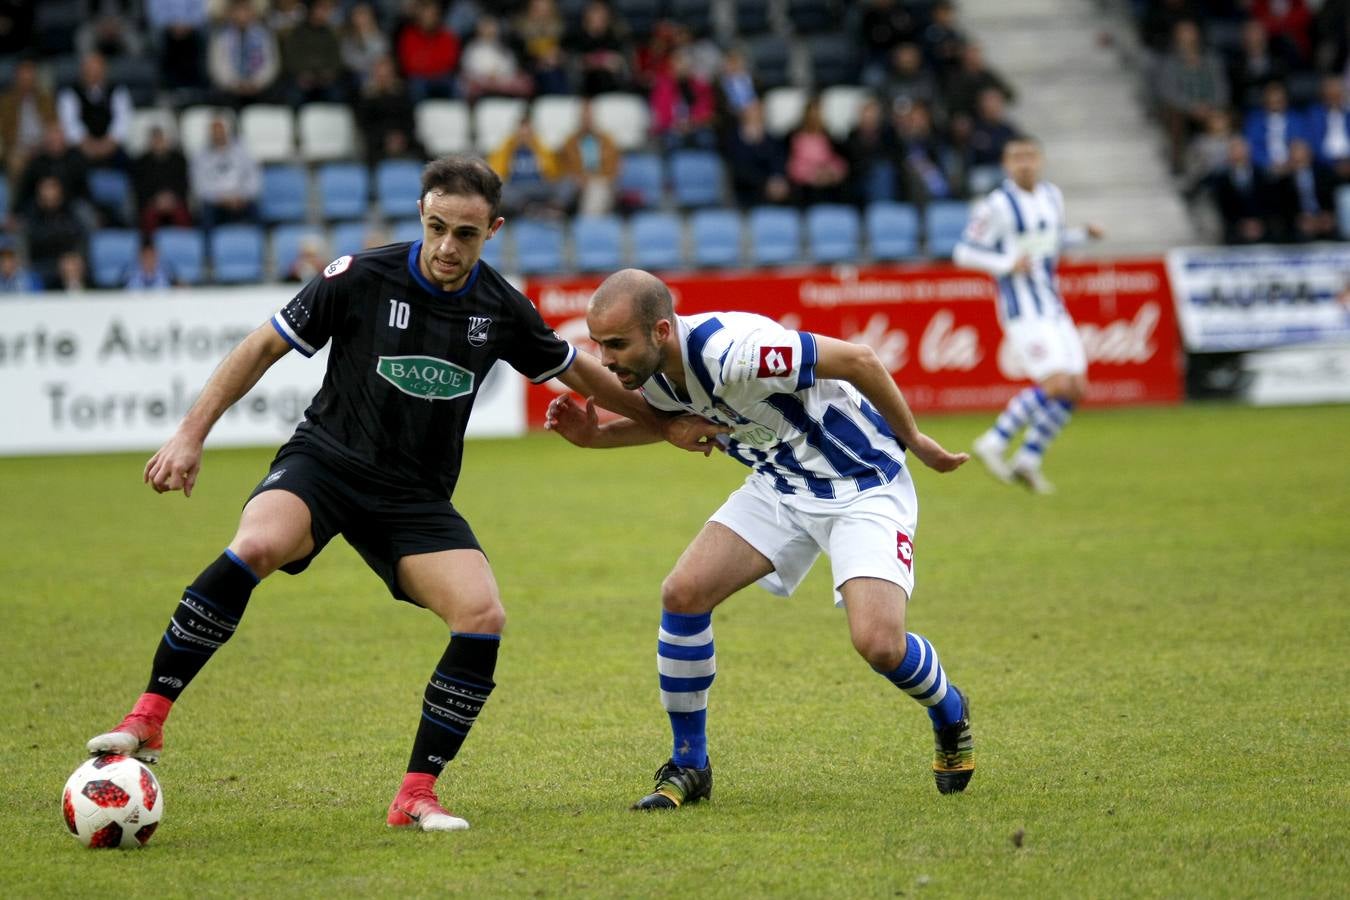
top-left (62, 755), bottom-right (164, 849)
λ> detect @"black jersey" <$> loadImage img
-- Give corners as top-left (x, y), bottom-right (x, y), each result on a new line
top-left (270, 241), bottom-right (575, 497)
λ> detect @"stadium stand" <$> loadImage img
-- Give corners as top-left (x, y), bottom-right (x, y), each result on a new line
top-left (317, 164), bottom-right (370, 222)
top-left (690, 209), bottom-right (744, 268)
top-left (631, 210), bottom-right (684, 270)
top-left (154, 227), bottom-right (205, 285)
top-left (210, 224), bottom-right (266, 284)
top-left (749, 206), bottom-right (802, 266)
top-left (258, 165), bottom-right (309, 226)
top-left (89, 229), bottom-right (139, 288)
top-left (573, 214), bottom-right (625, 272)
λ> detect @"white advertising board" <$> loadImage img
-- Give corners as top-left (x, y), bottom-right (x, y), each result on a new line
top-left (0, 288), bottom-right (524, 456)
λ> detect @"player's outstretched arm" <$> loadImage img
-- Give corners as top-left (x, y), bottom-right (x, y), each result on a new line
top-left (811, 335), bottom-right (968, 474)
top-left (144, 323), bottom-right (293, 496)
top-left (544, 394), bottom-right (659, 448)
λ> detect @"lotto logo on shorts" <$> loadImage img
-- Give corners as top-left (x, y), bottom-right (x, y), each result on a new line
top-left (757, 346), bottom-right (793, 377)
top-left (896, 532), bottom-right (913, 571)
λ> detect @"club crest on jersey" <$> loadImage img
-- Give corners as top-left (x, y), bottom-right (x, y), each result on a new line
top-left (467, 316), bottom-right (491, 347)
top-left (757, 345), bottom-right (793, 378)
top-left (323, 255), bottom-right (352, 278)
top-left (896, 532), bottom-right (913, 571)
top-left (377, 355), bottom-right (475, 400)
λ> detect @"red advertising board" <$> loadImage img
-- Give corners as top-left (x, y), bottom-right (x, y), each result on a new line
top-left (523, 259), bottom-right (1181, 426)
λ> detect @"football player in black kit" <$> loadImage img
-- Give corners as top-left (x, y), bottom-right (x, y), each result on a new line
top-left (86, 155), bottom-right (723, 832)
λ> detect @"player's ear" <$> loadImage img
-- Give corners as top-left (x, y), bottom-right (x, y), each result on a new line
top-left (487, 216), bottom-right (505, 239)
top-left (653, 318), bottom-right (672, 342)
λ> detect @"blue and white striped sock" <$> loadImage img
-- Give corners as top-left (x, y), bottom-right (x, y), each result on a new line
top-left (1014, 393), bottom-right (1074, 468)
top-left (876, 632), bottom-right (964, 729)
top-left (991, 386), bottom-right (1042, 444)
top-left (658, 610), bottom-right (715, 769)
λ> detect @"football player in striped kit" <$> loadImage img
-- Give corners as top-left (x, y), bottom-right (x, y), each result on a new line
top-left (953, 137), bottom-right (1104, 494)
top-left (546, 269), bottom-right (976, 806)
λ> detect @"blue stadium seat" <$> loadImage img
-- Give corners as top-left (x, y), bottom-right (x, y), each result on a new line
top-left (746, 34), bottom-right (791, 89)
top-left (617, 152), bottom-right (664, 209)
top-left (513, 218), bottom-right (565, 274)
top-left (87, 168), bottom-right (131, 220)
top-left (481, 226), bottom-right (505, 270)
top-left (748, 206), bottom-right (801, 266)
top-left (154, 227), bottom-right (206, 284)
top-left (735, 0), bottom-right (773, 35)
top-left (317, 163), bottom-right (370, 222)
top-left (925, 200), bottom-right (971, 258)
top-left (391, 218), bottom-right (424, 244)
top-left (866, 201), bottom-right (920, 261)
top-left (572, 214), bottom-right (624, 271)
top-left (376, 160), bottom-right (424, 220)
top-left (1337, 185), bottom-right (1350, 239)
top-left (631, 211), bottom-right (683, 270)
top-left (669, 150), bottom-right (724, 208)
top-left (210, 224), bottom-right (264, 283)
top-left (690, 209), bottom-right (743, 268)
top-left (89, 229), bottom-right (139, 287)
top-left (807, 32), bottom-right (861, 87)
top-left (329, 221), bottom-right (371, 258)
top-left (806, 203), bottom-right (861, 263)
top-left (865, 161), bottom-right (897, 203)
top-left (258, 164), bottom-right (308, 224)
top-left (271, 224), bottom-right (323, 280)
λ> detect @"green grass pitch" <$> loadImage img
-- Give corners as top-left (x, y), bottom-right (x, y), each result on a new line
top-left (2, 404), bottom-right (1347, 898)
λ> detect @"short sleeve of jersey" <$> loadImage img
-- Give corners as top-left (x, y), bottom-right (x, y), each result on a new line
top-left (719, 325), bottom-right (818, 395)
top-left (499, 294), bottom-right (576, 383)
top-left (271, 255), bottom-right (354, 357)
top-left (960, 195), bottom-right (1008, 251)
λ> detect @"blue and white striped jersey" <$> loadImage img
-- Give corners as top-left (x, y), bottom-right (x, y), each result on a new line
top-left (638, 312), bottom-right (907, 499)
top-left (953, 178), bottom-right (1087, 323)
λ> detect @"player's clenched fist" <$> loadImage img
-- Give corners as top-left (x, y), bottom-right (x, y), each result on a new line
top-left (143, 433), bottom-right (204, 496)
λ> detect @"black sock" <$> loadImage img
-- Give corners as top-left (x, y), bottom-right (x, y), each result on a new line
top-left (144, 551), bottom-right (259, 701)
top-left (407, 633), bottom-right (499, 776)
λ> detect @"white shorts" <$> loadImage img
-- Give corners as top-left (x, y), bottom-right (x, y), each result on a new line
top-left (1006, 313), bottom-right (1086, 382)
top-left (708, 470), bottom-right (919, 606)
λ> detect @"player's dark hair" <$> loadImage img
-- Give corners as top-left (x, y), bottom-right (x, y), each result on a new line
top-left (421, 155), bottom-right (503, 220)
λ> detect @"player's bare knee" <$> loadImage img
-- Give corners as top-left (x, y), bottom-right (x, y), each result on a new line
top-left (449, 597), bottom-right (505, 634)
top-left (852, 633), bottom-right (903, 671)
top-left (660, 572), bottom-right (712, 615)
top-left (226, 534), bottom-right (284, 578)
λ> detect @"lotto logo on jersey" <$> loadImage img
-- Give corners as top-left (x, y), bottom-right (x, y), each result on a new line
top-left (896, 532), bottom-right (913, 571)
top-left (757, 346), bottom-right (793, 378)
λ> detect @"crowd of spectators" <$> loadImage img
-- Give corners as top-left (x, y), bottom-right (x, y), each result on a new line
top-left (0, 0), bottom-right (1026, 291)
top-left (1138, 0), bottom-right (1350, 244)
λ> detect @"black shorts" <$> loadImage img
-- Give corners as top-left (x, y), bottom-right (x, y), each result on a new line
top-left (246, 448), bottom-right (482, 604)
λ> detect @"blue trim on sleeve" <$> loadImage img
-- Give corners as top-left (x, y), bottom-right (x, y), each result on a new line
top-left (270, 315), bottom-right (313, 357)
top-left (685, 317), bottom-right (724, 399)
top-left (795, 331), bottom-right (818, 391)
top-left (223, 548), bottom-right (261, 584)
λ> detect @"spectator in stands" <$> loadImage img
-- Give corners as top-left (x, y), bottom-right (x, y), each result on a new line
top-left (397, 0), bottom-right (462, 103)
top-left (27, 176), bottom-right (88, 290)
top-left (57, 51), bottom-right (134, 171)
top-left (966, 87), bottom-right (1020, 169)
top-left (650, 47), bottom-right (718, 152)
top-left (285, 234), bottom-right (328, 282)
top-left (1313, 0), bottom-right (1350, 74)
top-left (124, 239), bottom-right (177, 290)
top-left (1270, 138), bottom-right (1338, 240)
top-left (269, 0), bottom-right (308, 37)
top-left (860, 0), bottom-right (918, 88)
top-left (460, 16), bottom-right (533, 100)
top-left (1226, 18), bottom-right (1291, 112)
top-left (354, 56), bottom-right (425, 168)
top-left (76, 11), bottom-right (145, 61)
top-left (489, 119), bottom-right (576, 219)
top-left (713, 47), bottom-right (760, 136)
top-left (0, 2), bottom-right (34, 57)
top-left (944, 43), bottom-right (1016, 120)
top-left (132, 126), bottom-right (193, 236)
top-left (1211, 135), bottom-right (1275, 243)
top-left (1251, 0), bottom-right (1313, 64)
top-left (56, 251), bottom-right (90, 293)
top-left (570, 0), bottom-right (631, 96)
top-left (921, 1), bottom-right (967, 82)
top-left (882, 43), bottom-right (941, 118)
top-left (0, 57), bottom-right (58, 182)
top-left (13, 123), bottom-right (92, 223)
top-left (1138, 0), bottom-right (1205, 56)
top-left (1155, 20), bottom-right (1230, 175)
top-left (845, 95), bottom-right (903, 205)
top-left (786, 96), bottom-right (850, 205)
top-left (146, 0), bottom-right (209, 96)
top-left (281, 0), bottom-right (346, 105)
top-left (191, 116), bottom-right (262, 231)
top-left (724, 100), bottom-right (790, 207)
top-left (209, 0), bottom-right (282, 108)
top-left (1307, 75), bottom-right (1350, 184)
top-left (0, 237), bottom-right (43, 293)
top-left (895, 99), bottom-right (960, 203)
top-left (1243, 79), bottom-right (1309, 174)
top-left (515, 0), bottom-right (565, 74)
top-left (559, 99), bottom-right (622, 216)
top-left (1182, 108), bottom-right (1237, 199)
top-left (340, 2), bottom-right (389, 92)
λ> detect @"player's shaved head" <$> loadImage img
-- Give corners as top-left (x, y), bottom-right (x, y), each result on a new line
top-left (590, 268), bottom-right (674, 334)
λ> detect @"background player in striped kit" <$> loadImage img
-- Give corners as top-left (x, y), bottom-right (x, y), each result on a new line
top-left (953, 137), bottom-right (1104, 494)
top-left (546, 269), bottom-right (976, 807)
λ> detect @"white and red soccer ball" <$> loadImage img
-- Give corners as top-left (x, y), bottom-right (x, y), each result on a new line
top-left (62, 755), bottom-right (163, 849)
